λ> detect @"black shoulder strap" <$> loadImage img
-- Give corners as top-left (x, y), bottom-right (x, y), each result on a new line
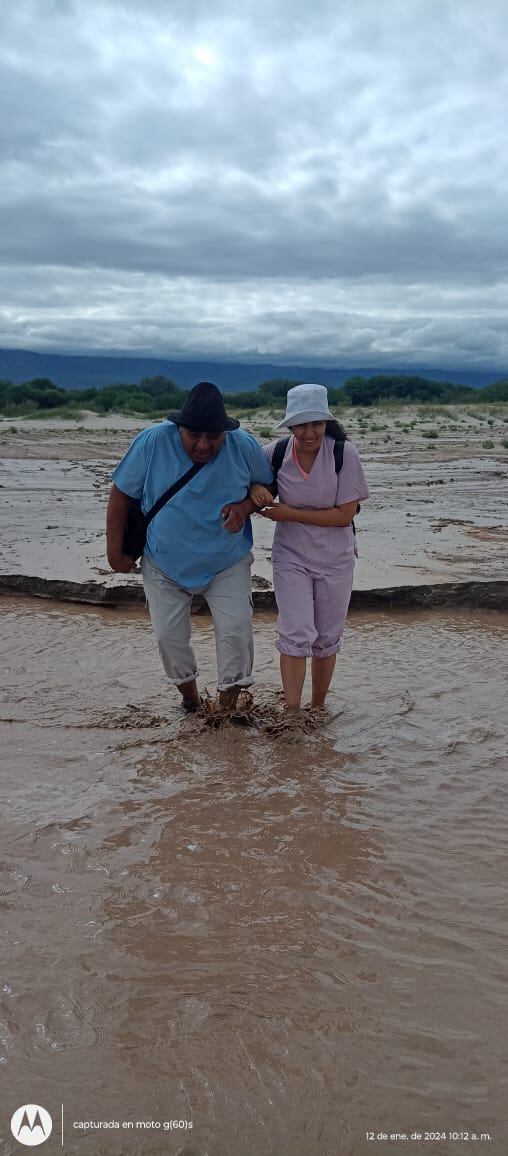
top-left (332, 437), bottom-right (359, 531)
top-left (271, 436), bottom-right (290, 482)
top-left (144, 460), bottom-right (204, 528)
top-left (333, 437), bottom-right (345, 474)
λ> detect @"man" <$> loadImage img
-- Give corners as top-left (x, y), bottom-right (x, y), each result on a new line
top-left (106, 381), bottom-right (273, 712)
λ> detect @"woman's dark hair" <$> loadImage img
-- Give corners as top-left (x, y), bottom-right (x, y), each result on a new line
top-left (325, 418), bottom-right (348, 440)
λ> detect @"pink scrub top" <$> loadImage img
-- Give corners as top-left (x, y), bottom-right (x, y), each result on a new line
top-left (262, 435), bottom-right (369, 570)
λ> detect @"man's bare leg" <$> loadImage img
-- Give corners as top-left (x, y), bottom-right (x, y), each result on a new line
top-left (218, 685), bottom-right (241, 710)
top-left (177, 678), bottom-right (200, 711)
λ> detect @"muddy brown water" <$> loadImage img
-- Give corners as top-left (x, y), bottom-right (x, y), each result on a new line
top-left (1, 599), bottom-right (507, 1156)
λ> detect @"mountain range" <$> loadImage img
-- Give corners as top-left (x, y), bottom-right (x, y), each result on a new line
top-left (0, 347), bottom-right (503, 392)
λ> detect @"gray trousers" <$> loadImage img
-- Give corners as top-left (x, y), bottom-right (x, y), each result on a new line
top-left (142, 553), bottom-right (254, 691)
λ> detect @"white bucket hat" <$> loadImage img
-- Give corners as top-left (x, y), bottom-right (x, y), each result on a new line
top-left (274, 383), bottom-right (335, 430)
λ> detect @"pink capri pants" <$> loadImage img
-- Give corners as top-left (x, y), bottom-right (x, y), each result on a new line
top-left (273, 559), bottom-right (354, 658)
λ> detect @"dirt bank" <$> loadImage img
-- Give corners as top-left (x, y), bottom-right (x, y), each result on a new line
top-left (1, 572), bottom-right (507, 612)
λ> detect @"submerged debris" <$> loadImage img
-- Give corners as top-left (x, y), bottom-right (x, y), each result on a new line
top-left (188, 689), bottom-right (332, 737)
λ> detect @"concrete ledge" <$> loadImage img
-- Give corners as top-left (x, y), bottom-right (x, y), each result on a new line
top-left (1, 573), bottom-right (507, 612)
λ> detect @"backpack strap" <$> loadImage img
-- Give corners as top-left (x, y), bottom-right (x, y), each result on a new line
top-left (332, 437), bottom-right (361, 531)
top-left (271, 436), bottom-right (290, 481)
top-left (331, 437), bottom-right (358, 531)
top-left (332, 437), bottom-right (345, 474)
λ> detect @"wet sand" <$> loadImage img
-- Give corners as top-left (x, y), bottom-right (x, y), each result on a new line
top-left (1, 598), bottom-right (507, 1155)
top-left (1, 406), bottom-right (507, 597)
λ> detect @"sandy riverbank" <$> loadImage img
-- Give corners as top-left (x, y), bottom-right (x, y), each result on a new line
top-left (0, 404), bottom-right (507, 605)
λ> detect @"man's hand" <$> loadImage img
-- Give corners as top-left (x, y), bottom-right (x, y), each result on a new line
top-left (221, 498), bottom-right (251, 533)
top-left (107, 551), bottom-right (139, 573)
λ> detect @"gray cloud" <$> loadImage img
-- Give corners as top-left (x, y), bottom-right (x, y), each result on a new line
top-left (0, 0), bottom-right (507, 366)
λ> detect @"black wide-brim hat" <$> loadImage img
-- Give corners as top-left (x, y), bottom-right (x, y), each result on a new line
top-left (168, 381), bottom-right (239, 432)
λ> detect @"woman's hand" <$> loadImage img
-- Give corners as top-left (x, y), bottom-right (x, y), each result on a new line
top-left (249, 484), bottom-right (275, 509)
top-left (260, 503), bottom-right (294, 522)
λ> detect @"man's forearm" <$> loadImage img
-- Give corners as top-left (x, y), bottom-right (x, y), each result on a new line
top-left (106, 485), bottom-right (131, 559)
top-left (240, 495), bottom-right (257, 517)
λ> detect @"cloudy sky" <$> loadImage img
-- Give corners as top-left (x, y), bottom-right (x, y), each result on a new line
top-left (1, 0), bottom-right (507, 367)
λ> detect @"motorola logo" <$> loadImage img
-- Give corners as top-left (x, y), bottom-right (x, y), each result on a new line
top-left (10, 1105), bottom-right (53, 1146)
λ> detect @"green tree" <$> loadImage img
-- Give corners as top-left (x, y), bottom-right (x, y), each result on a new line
top-left (257, 378), bottom-right (301, 399)
top-left (140, 375), bottom-right (180, 398)
top-left (482, 379), bottom-right (508, 402)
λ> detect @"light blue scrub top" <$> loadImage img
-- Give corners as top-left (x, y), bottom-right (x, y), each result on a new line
top-left (112, 421), bottom-right (272, 590)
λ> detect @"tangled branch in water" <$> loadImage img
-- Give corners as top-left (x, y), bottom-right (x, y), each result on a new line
top-left (188, 689), bottom-right (330, 738)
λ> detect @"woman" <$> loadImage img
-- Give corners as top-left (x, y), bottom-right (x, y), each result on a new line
top-left (250, 383), bottom-right (369, 711)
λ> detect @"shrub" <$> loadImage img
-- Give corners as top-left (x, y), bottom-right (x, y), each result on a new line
top-left (33, 406), bottom-right (85, 420)
top-left (417, 405), bottom-right (448, 418)
top-left (422, 429), bottom-right (439, 439)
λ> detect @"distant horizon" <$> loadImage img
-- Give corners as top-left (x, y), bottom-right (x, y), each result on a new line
top-left (1, 345), bottom-right (505, 393)
top-left (1, 344), bottom-right (507, 376)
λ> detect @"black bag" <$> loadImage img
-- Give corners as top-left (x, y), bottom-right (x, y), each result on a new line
top-left (123, 500), bottom-right (148, 561)
top-left (123, 461), bottom-right (205, 560)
